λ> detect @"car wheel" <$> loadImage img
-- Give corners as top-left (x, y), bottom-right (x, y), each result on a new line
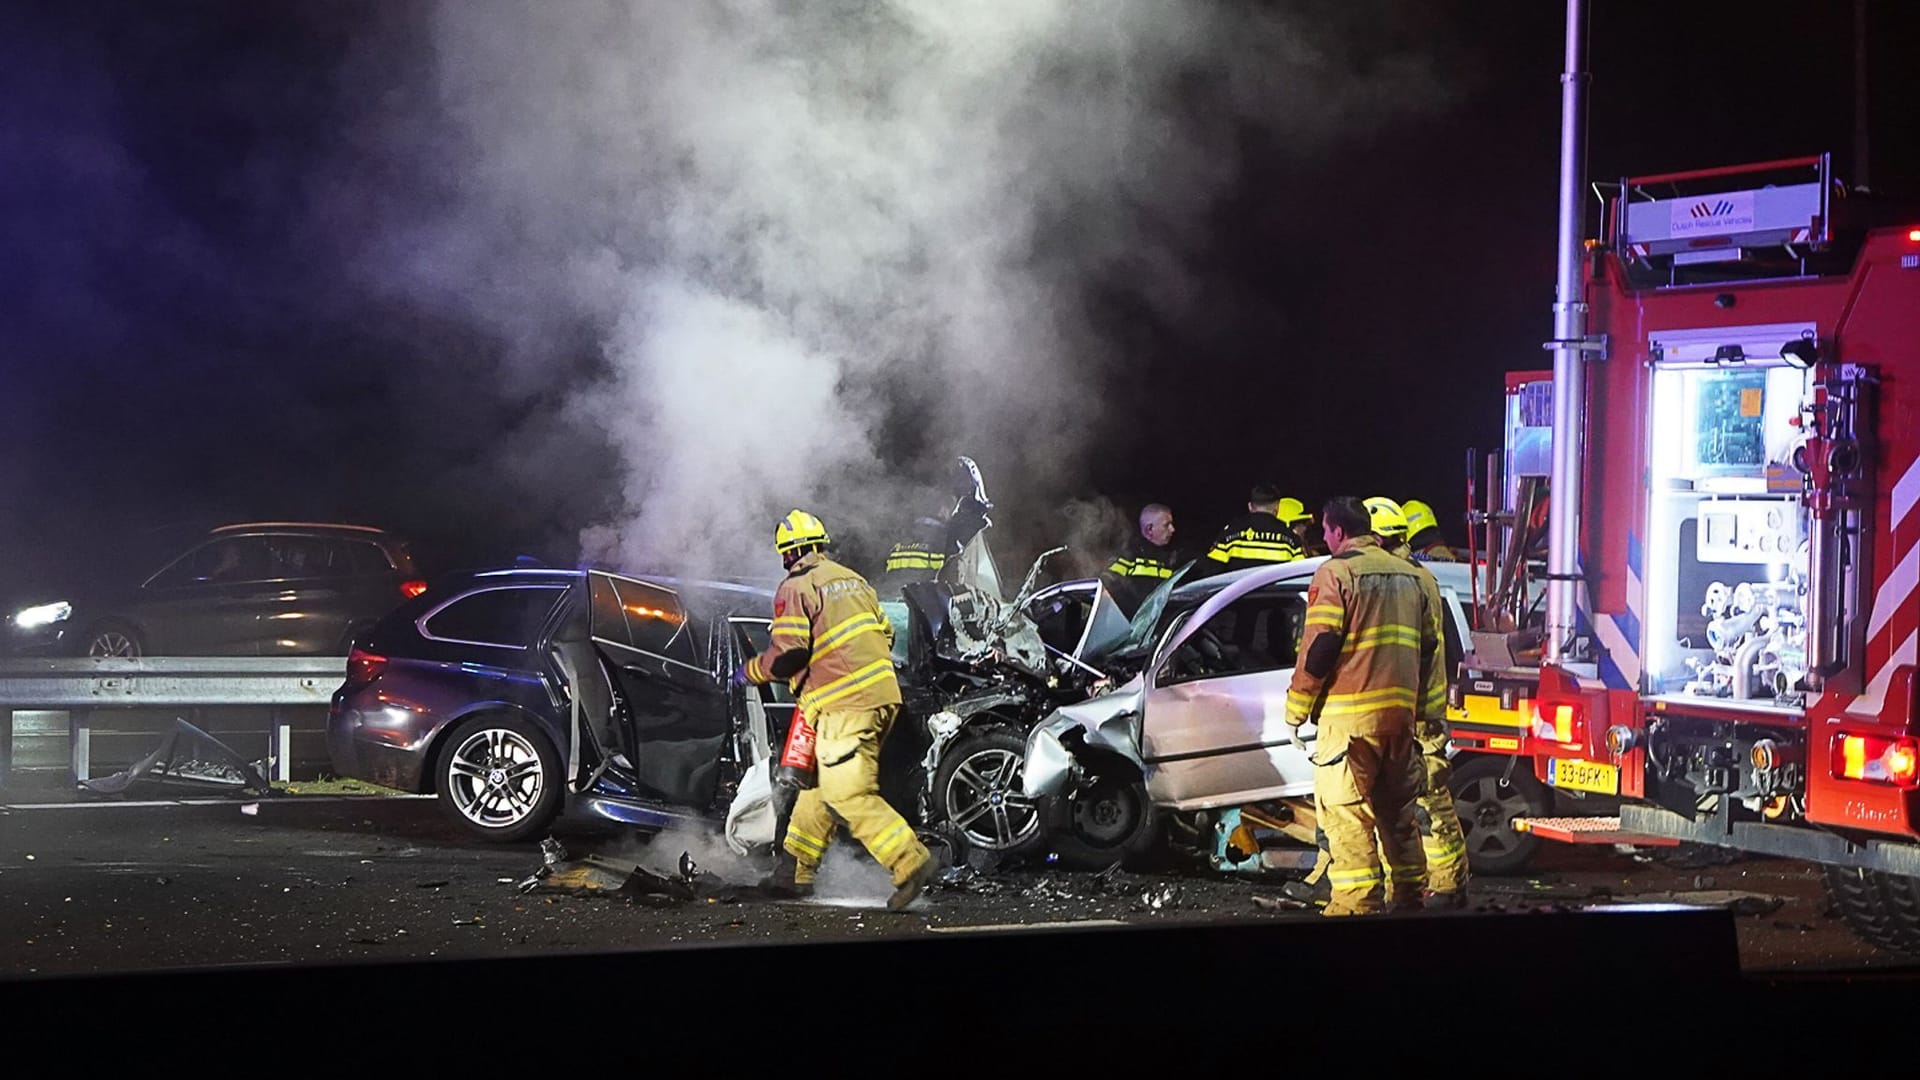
top-left (1450, 752), bottom-right (1550, 875)
top-left (84, 621), bottom-right (144, 659)
top-left (931, 727), bottom-right (1045, 860)
top-left (435, 713), bottom-right (562, 843)
top-left (1046, 765), bottom-right (1161, 871)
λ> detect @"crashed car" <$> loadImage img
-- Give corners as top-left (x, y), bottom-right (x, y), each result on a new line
top-left (1022, 558), bottom-right (1477, 869)
top-left (327, 568), bottom-right (787, 841)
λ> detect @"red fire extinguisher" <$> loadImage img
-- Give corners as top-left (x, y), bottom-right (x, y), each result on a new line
top-left (775, 709), bottom-right (817, 790)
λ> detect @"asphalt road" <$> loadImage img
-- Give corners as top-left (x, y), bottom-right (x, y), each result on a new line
top-left (0, 790), bottom-right (1901, 979)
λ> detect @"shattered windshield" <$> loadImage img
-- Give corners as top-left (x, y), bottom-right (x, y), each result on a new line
top-left (1115, 560), bottom-right (1205, 656)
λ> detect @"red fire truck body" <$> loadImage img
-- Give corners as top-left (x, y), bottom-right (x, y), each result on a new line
top-left (1471, 156), bottom-right (1920, 939)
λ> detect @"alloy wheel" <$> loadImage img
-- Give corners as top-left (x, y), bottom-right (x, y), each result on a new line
top-left (943, 747), bottom-right (1040, 851)
top-left (445, 726), bottom-right (548, 830)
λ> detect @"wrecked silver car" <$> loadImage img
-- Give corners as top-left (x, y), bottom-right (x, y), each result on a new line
top-left (1022, 559), bottom-right (1477, 869)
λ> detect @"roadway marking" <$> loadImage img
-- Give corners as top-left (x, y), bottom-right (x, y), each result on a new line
top-left (928, 919), bottom-right (1130, 934)
top-left (0, 795), bottom-right (433, 811)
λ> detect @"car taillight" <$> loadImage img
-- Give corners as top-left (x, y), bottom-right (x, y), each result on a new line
top-left (400, 580), bottom-right (428, 599)
top-left (1832, 733), bottom-right (1920, 788)
top-left (346, 648), bottom-right (388, 688)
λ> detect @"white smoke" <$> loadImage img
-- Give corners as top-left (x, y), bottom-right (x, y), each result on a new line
top-left (350, 0), bottom-right (1451, 575)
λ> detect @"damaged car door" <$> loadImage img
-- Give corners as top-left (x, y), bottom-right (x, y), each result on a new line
top-left (1141, 585), bottom-right (1314, 810)
top-left (587, 572), bottom-right (732, 812)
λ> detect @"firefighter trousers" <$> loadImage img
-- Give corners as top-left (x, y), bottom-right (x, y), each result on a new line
top-left (781, 704), bottom-right (929, 888)
top-left (1414, 718), bottom-right (1470, 896)
top-left (1313, 719), bottom-right (1426, 916)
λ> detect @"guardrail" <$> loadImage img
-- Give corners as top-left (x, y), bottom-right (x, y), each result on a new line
top-left (0, 657), bottom-right (347, 786)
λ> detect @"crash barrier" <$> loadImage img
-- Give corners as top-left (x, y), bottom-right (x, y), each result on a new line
top-left (0, 907), bottom-right (1745, 1059)
top-left (0, 657), bottom-right (346, 786)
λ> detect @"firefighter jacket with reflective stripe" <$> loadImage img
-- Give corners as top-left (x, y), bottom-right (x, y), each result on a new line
top-left (745, 552), bottom-right (902, 713)
top-left (1286, 536), bottom-right (1438, 736)
top-left (1107, 536), bottom-right (1177, 581)
top-left (1204, 511), bottom-right (1301, 570)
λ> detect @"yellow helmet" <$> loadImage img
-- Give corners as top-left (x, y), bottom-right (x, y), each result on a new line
top-left (1402, 499), bottom-right (1440, 537)
top-left (1275, 497), bottom-right (1311, 526)
top-left (1364, 496), bottom-right (1408, 538)
top-left (774, 509), bottom-right (831, 554)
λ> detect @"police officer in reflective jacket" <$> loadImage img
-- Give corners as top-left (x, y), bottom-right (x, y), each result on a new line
top-left (1202, 483), bottom-right (1302, 574)
top-left (1105, 503), bottom-right (1179, 615)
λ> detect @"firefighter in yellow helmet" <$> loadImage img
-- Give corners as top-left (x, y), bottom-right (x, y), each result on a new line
top-left (1402, 499), bottom-right (1458, 562)
top-left (733, 510), bottom-right (935, 910)
top-left (1367, 495), bottom-right (1470, 903)
top-left (1286, 497), bottom-right (1432, 915)
top-left (1276, 496), bottom-right (1323, 556)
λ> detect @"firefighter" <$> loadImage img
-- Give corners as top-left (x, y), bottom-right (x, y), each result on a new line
top-left (1202, 483), bottom-right (1301, 573)
top-left (1368, 495), bottom-right (1470, 905)
top-left (1276, 496), bottom-right (1318, 554)
top-left (1402, 499), bottom-right (1458, 562)
top-left (732, 510), bottom-right (935, 911)
top-left (1285, 496), bottom-right (1434, 915)
top-left (1104, 503), bottom-right (1179, 614)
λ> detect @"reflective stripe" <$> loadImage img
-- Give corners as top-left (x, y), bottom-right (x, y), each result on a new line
top-left (800, 657), bottom-right (896, 712)
top-left (745, 657), bottom-right (765, 683)
top-left (1422, 838), bottom-right (1466, 867)
top-left (1109, 558), bottom-right (1172, 579)
top-left (871, 821), bottom-right (914, 859)
top-left (1315, 686), bottom-right (1419, 718)
top-left (1346, 624), bottom-right (1422, 650)
top-left (785, 827), bottom-right (827, 858)
top-left (810, 612), bottom-right (885, 663)
top-left (1328, 867), bottom-right (1382, 887)
top-left (1306, 603), bottom-right (1345, 629)
top-left (1386, 863), bottom-right (1428, 883)
top-left (886, 552), bottom-right (944, 571)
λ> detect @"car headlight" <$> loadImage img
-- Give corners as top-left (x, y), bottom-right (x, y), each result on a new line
top-left (12, 601), bottom-right (72, 629)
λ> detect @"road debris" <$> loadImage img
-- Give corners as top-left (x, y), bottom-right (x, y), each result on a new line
top-left (78, 718), bottom-right (271, 797)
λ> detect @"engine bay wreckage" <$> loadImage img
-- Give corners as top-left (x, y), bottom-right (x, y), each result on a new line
top-left (714, 453), bottom-right (1328, 876)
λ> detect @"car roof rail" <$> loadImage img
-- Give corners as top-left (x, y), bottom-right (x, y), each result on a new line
top-left (211, 522), bottom-right (389, 535)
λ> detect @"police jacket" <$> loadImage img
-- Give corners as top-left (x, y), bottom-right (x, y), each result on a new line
top-left (1203, 511), bottom-right (1301, 572)
top-left (1285, 536), bottom-right (1439, 735)
top-left (744, 552), bottom-right (901, 714)
top-left (1107, 535), bottom-right (1178, 582)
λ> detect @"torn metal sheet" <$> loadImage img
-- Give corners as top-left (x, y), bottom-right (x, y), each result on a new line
top-left (78, 718), bottom-right (270, 796)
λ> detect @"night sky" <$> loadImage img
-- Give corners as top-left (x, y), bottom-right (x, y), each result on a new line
top-left (4, 1), bottom-right (1917, 610)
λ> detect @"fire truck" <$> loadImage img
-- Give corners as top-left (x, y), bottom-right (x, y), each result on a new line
top-left (1456, 150), bottom-right (1920, 954)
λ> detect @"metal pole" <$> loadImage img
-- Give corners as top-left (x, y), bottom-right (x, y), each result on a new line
top-left (1544, 0), bottom-right (1590, 664)
top-left (1853, 0), bottom-right (1870, 189)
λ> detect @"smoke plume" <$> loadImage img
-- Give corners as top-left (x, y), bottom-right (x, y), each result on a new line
top-left (349, 0), bottom-right (1450, 576)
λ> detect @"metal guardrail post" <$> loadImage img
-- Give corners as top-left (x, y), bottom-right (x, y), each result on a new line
top-left (70, 710), bottom-right (89, 783)
top-left (269, 707), bottom-right (293, 783)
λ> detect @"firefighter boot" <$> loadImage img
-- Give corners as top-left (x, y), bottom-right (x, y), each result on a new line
top-left (764, 852), bottom-right (814, 900)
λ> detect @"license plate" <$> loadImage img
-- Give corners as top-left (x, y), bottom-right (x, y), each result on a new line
top-left (1549, 757), bottom-right (1619, 795)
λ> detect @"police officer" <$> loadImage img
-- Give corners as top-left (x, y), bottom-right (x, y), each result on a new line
top-left (1367, 496), bottom-right (1470, 905)
top-left (1202, 483), bottom-right (1301, 573)
top-left (1402, 499), bottom-right (1458, 562)
top-left (877, 506), bottom-right (949, 589)
top-left (1286, 497), bottom-right (1434, 915)
top-left (734, 510), bottom-right (935, 911)
top-left (1105, 503), bottom-right (1179, 614)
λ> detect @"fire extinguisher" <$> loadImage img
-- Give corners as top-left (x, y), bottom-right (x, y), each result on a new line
top-left (775, 709), bottom-right (817, 790)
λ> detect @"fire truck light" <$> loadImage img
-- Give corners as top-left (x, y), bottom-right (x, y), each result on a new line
top-left (1908, 228), bottom-right (1920, 242)
top-left (1832, 733), bottom-right (1920, 788)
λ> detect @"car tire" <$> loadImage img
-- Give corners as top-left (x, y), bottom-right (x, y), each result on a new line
top-left (1822, 866), bottom-right (1920, 958)
top-left (931, 727), bottom-right (1046, 861)
top-left (1045, 764), bottom-right (1161, 871)
top-left (83, 620), bottom-right (144, 659)
top-left (434, 713), bottom-right (563, 843)
top-left (1450, 752), bottom-right (1550, 875)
